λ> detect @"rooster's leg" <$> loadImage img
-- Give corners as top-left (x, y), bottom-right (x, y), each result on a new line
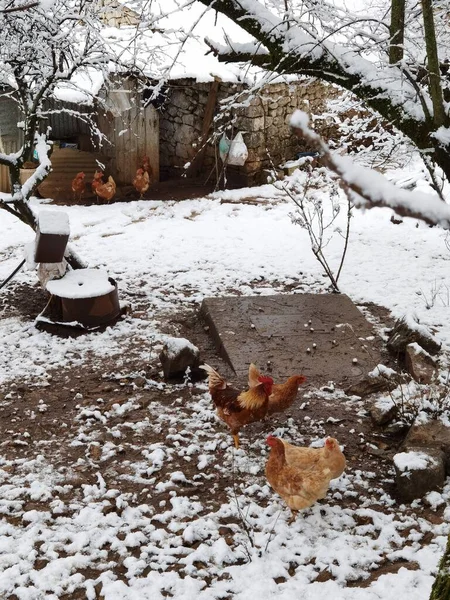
top-left (288, 510), bottom-right (299, 525)
top-left (232, 434), bottom-right (240, 449)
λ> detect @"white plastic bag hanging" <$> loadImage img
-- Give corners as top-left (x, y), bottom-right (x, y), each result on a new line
top-left (227, 132), bottom-right (248, 166)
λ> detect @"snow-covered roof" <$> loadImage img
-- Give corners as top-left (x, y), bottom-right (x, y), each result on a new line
top-left (53, 2), bottom-right (261, 104)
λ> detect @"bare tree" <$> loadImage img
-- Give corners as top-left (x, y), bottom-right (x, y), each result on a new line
top-left (430, 534), bottom-right (450, 600)
top-left (421, 0), bottom-right (446, 127)
top-left (0, 0), bottom-right (117, 267)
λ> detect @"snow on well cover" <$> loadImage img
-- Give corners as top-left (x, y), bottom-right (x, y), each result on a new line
top-left (46, 269), bottom-right (115, 299)
top-left (38, 210), bottom-right (70, 236)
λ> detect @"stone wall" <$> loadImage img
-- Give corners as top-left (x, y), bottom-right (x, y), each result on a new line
top-left (159, 78), bottom-right (339, 186)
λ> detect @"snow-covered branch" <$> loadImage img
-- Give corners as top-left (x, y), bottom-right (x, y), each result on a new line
top-left (196, 0), bottom-right (450, 184)
top-left (0, 1), bottom-right (39, 12)
top-left (290, 110), bottom-right (450, 230)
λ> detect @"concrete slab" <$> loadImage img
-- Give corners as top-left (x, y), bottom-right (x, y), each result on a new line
top-left (200, 294), bottom-right (386, 389)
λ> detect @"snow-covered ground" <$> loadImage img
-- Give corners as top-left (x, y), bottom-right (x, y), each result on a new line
top-left (0, 157), bottom-right (449, 599)
top-left (2, 164), bottom-right (450, 384)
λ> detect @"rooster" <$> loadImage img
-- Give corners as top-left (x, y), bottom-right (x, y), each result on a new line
top-left (71, 172), bottom-right (85, 203)
top-left (265, 435), bottom-right (346, 521)
top-left (248, 363), bottom-right (306, 415)
top-left (92, 170), bottom-right (116, 203)
top-left (201, 364), bottom-right (273, 448)
top-left (133, 168), bottom-right (150, 199)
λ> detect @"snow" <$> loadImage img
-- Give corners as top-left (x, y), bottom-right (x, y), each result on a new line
top-left (38, 210), bottom-right (70, 236)
top-left (54, 68), bottom-right (106, 105)
top-left (407, 342), bottom-right (433, 360)
top-left (368, 365), bottom-right (397, 379)
top-left (394, 451), bottom-right (437, 473)
top-left (46, 268), bottom-right (115, 299)
top-left (164, 337), bottom-right (199, 359)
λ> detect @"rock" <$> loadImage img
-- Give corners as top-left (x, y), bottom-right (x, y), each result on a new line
top-left (385, 420), bottom-right (409, 435)
top-left (133, 376), bottom-right (147, 388)
top-left (370, 397), bottom-right (398, 426)
top-left (387, 317), bottom-right (441, 356)
top-left (346, 365), bottom-right (399, 398)
top-left (394, 448), bottom-right (446, 502)
top-left (404, 343), bottom-right (437, 383)
top-left (403, 421), bottom-right (450, 474)
top-left (159, 337), bottom-right (201, 380)
top-left (347, 376), bottom-right (395, 398)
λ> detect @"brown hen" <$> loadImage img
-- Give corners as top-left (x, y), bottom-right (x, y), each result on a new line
top-left (248, 363), bottom-right (306, 415)
top-left (133, 168), bottom-right (150, 199)
top-left (71, 171), bottom-right (85, 203)
top-left (265, 435), bottom-right (346, 521)
top-left (92, 171), bottom-right (116, 203)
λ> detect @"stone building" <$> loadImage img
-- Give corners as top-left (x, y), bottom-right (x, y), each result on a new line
top-left (159, 77), bottom-right (338, 186)
top-left (0, 76), bottom-right (339, 195)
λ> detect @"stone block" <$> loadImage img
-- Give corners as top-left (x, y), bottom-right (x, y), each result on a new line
top-left (175, 142), bottom-right (194, 160)
top-left (346, 366), bottom-right (399, 398)
top-left (387, 317), bottom-right (441, 356)
top-left (159, 337), bottom-right (201, 380)
top-left (246, 149), bottom-right (264, 163)
top-left (175, 125), bottom-right (196, 145)
top-left (394, 448), bottom-right (446, 502)
top-left (245, 132), bottom-right (266, 150)
top-left (403, 421), bottom-right (450, 474)
top-left (369, 397), bottom-right (398, 425)
top-left (404, 343), bottom-right (437, 383)
top-left (245, 104), bottom-right (264, 118)
top-left (200, 293), bottom-right (384, 387)
top-left (251, 116), bottom-right (266, 131)
top-left (182, 113), bottom-right (196, 127)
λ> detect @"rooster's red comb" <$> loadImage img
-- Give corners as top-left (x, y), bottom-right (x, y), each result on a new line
top-left (258, 375), bottom-right (274, 385)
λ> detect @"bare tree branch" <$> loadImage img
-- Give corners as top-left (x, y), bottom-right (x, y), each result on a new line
top-left (0, 1), bottom-right (39, 13)
top-left (290, 111), bottom-right (450, 229)
top-left (196, 0), bottom-right (450, 183)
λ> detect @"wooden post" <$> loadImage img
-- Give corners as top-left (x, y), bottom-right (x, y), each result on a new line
top-left (185, 77), bottom-right (221, 178)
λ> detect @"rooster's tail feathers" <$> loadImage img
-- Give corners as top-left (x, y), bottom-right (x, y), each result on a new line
top-left (200, 364), bottom-right (227, 390)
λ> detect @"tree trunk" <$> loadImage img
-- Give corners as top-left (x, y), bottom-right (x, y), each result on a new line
top-left (389, 0), bottom-right (405, 64)
top-left (430, 534), bottom-right (450, 600)
top-left (421, 0), bottom-right (446, 126)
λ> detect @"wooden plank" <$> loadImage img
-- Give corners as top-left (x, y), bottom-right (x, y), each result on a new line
top-left (185, 78), bottom-right (221, 178)
top-left (144, 105), bottom-right (159, 183)
top-left (0, 138), bottom-right (20, 193)
top-left (0, 164), bottom-right (10, 193)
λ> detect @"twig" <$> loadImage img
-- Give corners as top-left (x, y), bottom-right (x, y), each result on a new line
top-left (230, 449), bottom-right (254, 561)
top-left (0, 258), bottom-right (26, 289)
top-left (263, 508), bottom-right (282, 553)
